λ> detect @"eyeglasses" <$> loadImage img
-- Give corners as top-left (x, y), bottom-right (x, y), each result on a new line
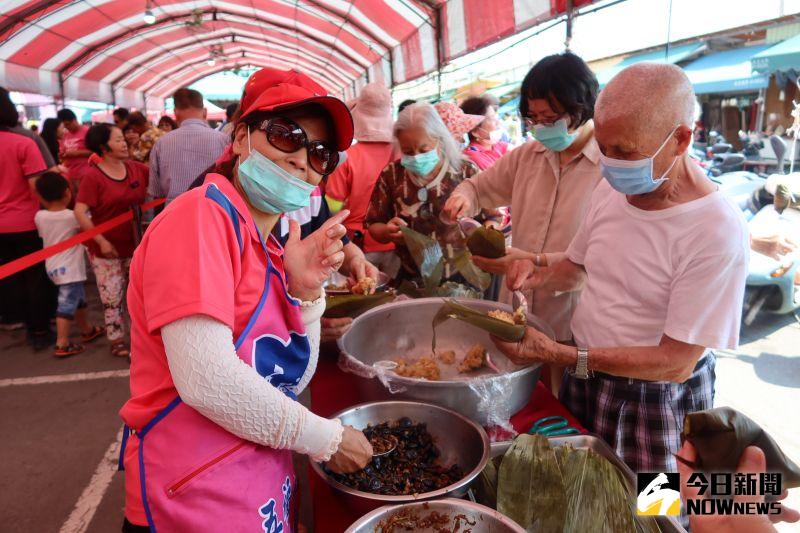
top-left (522, 114), bottom-right (565, 129)
top-left (255, 117), bottom-right (339, 176)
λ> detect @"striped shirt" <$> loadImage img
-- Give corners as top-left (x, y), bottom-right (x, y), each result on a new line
top-left (148, 118), bottom-right (229, 200)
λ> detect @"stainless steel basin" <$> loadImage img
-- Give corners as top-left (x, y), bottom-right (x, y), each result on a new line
top-left (337, 298), bottom-right (553, 426)
top-left (310, 401), bottom-right (491, 515)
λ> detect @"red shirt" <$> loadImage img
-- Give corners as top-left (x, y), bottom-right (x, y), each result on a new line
top-left (76, 161), bottom-right (148, 258)
top-left (0, 131), bottom-right (47, 233)
top-left (463, 141), bottom-right (509, 171)
top-left (326, 141), bottom-right (395, 252)
top-left (60, 125), bottom-right (90, 182)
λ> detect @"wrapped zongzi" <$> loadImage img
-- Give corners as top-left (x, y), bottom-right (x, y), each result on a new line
top-left (683, 407), bottom-right (800, 488)
top-left (466, 226), bottom-right (506, 259)
top-left (323, 291), bottom-right (395, 319)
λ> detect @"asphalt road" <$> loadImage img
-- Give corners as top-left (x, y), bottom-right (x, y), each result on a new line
top-left (1, 284), bottom-right (798, 532)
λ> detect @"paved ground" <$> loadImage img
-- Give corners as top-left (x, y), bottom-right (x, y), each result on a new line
top-left (1, 284), bottom-right (798, 532)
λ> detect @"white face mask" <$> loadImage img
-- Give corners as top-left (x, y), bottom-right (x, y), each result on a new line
top-left (488, 129), bottom-right (503, 143)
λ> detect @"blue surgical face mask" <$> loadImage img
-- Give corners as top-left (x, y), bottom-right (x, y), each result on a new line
top-left (237, 130), bottom-right (316, 214)
top-left (401, 148), bottom-right (440, 177)
top-left (599, 127), bottom-right (679, 195)
top-left (532, 118), bottom-right (576, 152)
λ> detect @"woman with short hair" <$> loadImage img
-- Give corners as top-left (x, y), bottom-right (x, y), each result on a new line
top-left (74, 123), bottom-right (148, 358)
top-left (444, 52), bottom-right (603, 348)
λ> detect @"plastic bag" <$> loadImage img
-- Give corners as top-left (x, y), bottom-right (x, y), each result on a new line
top-left (337, 351), bottom-right (408, 394)
top-left (467, 373), bottom-right (517, 436)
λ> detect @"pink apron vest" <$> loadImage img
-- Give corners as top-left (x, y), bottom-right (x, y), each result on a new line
top-left (123, 230), bottom-right (310, 533)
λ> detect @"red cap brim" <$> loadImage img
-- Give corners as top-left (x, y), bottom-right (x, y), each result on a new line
top-left (243, 94), bottom-right (354, 151)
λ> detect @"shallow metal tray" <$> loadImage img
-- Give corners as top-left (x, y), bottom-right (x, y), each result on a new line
top-left (489, 434), bottom-right (686, 533)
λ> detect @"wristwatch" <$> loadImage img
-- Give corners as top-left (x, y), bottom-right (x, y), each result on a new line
top-left (572, 347), bottom-right (590, 379)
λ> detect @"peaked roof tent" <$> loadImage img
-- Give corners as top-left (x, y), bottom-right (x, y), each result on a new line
top-left (0, 0), bottom-right (595, 109)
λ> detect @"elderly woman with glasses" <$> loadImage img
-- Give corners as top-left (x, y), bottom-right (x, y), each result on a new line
top-left (365, 102), bottom-right (501, 287)
top-left (118, 68), bottom-right (372, 533)
top-left (443, 53), bottom-right (603, 354)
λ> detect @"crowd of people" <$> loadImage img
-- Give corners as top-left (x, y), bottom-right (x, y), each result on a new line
top-left (0, 53), bottom-right (797, 532)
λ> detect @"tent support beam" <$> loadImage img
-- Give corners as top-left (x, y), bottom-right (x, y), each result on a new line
top-left (565, 0), bottom-right (574, 51)
top-left (435, 5), bottom-right (444, 101)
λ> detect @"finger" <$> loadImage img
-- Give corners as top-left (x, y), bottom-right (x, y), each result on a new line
top-left (322, 239), bottom-right (344, 257)
top-left (319, 209), bottom-right (350, 233)
top-left (287, 219), bottom-right (302, 245)
top-left (731, 446), bottom-right (767, 505)
top-left (472, 256), bottom-right (503, 274)
top-left (677, 442), bottom-right (704, 501)
top-left (490, 335), bottom-right (526, 364)
top-left (353, 259), bottom-right (367, 280)
top-left (325, 222), bottom-right (347, 240)
top-left (323, 251), bottom-right (345, 268)
top-left (365, 262), bottom-right (380, 281)
top-left (772, 505), bottom-right (800, 524)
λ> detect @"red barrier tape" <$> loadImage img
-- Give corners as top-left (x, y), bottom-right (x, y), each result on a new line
top-left (0, 198), bottom-right (166, 281)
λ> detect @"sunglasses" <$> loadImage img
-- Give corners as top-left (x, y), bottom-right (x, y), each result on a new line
top-left (255, 117), bottom-right (339, 176)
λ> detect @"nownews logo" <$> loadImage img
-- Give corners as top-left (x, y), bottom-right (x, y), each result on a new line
top-left (637, 472), bottom-right (783, 517)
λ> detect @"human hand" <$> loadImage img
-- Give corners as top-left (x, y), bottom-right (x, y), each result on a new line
top-left (442, 192), bottom-right (472, 223)
top-left (506, 258), bottom-right (548, 291)
top-left (490, 327), bottom-right (561, 366)
top-left (472, 246), bottom-right (531, 275)
top-left (321, 317), bottom-right (353, 343)
top-left (346, 253), bottom-right (380, 292)
top-left (751, 234), bottom-right (797, 260)
top-left (99, 239), bottom-right (119, 259)
top-left (326, 426), bottom-right (373, 474)
top-left (285, 210), bottom-right (349, 302)
top-left (386, 217), bottom-right (408, 244)
top-left (677, 442), bottom-right (800, 533)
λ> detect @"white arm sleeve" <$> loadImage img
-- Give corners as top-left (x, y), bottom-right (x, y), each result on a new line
top-left (161, 314), bottom-right (343, 462)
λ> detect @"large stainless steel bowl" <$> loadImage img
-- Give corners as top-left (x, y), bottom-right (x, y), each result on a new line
top-left (337, 298), bottom-right (553, 425)
top-left (310, 401), bottom-right (491, 515)
top-left (345, 498), bottom-right (526, 533)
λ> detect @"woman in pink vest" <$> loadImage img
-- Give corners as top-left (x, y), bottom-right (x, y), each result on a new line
top-left (119, 68), bottom-right (373, 532)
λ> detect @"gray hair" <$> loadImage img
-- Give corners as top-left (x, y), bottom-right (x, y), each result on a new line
top-left (596, 63), bottom-right (695, 148)
top-left (393, 102), bottom-right (465, 172)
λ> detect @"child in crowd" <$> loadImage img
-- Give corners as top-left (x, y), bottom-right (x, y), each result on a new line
top-left (34, 172), bottom-right (102, 357)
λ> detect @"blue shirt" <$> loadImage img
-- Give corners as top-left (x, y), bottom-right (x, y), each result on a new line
top-left (148, 118), bottom-right (229, 200)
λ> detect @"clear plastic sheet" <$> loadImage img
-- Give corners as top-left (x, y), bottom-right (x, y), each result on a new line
top-left (338, 351), bottom-right (409, 394)
top-left (467, 373), bottom-right (518, 437)
top-left (338, 348), bottom-right (520, 434)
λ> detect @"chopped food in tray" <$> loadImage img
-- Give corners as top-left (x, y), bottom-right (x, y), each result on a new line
top-left (392, 344), bottom-right (489, 381)
top-left (375, 503), bottom-right (477, 533)
top-left (324, 418), bottom-right (463, 496)
top-left (395, 356), bottom-right (441, 381)
top-left (352, 277), bottom-right (377, 295)
top-left (486, 307), bottom-right (526, 325)
top-left (457, 344), bottom-right (487, 373)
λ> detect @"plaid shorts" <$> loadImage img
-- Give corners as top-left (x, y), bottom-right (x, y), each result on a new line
top-left (560, 353), bottom-right (716, 474)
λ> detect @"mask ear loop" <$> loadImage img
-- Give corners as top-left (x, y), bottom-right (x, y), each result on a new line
top-left (651, 126), bottom-right (682, 181)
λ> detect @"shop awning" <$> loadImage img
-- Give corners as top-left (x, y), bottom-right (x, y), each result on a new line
top-left (0, 0), bottom-right (596, 107)
top-left (683, 45), bottom-right (771, 95)
top-left (752, 33), bottom-right (800, 74)
top-left (595, 42), bottom-right (705, 86)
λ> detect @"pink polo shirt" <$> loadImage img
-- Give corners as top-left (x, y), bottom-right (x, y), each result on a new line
top-left (463, 141), bottom-right (509, 171)
top-left (0, 132), bottom-right (47, 233)
top-left (122, 173), bottom-right (289, 431)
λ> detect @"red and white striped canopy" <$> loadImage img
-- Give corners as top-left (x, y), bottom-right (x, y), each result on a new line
top-left (0, 0), bottom-right (592, 108)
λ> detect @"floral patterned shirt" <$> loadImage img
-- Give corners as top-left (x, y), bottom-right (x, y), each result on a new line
top-left (365, 159), bottom-right (500, 279)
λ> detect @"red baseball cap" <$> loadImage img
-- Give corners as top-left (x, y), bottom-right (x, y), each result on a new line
top-left (239, 68), bottom-right (354, 151)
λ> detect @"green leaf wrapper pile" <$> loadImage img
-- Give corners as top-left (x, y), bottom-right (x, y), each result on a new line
top-left (400, 226), bottom-right (490, 292)
top-left (478, 434), bottom-right (661, 533)
top-left (682, 407), bottom-right (800, 488)
top-left (431, 299), bottom-right (525, 352)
